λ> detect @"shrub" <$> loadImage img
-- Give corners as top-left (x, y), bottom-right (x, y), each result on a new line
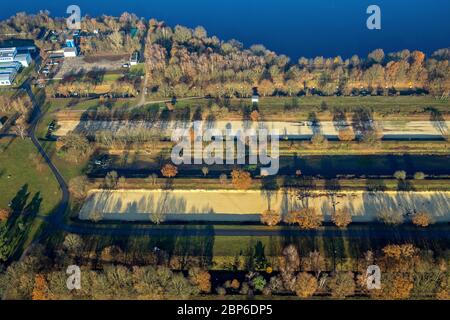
top-left (161, 164), bottom-right (178, 178)
top-left (311, 133), bottom-right (328, 147)
top-left (62, 234), bottom-right (83, 252)
top-left (103, 171), bottom-right (119, 189)
top-left (338, 128), bottom-right (355, 141)
top-left (260, 210), bottom-right (281, 226)
top-left (394, 170), bottom-right (407, 180)
top-left (412, 212), bottom-right (433, 227)
top-left (413, 172), bottom-right (427, 180)
top-left (188, 268), bottom-right (211, 293)
top-left (251, 275), bottom-right (267, 292)
top-left (216, 286), bottom-right (226, 296)
top-left (0, 208), bottom-right (12, 222)
top-left (231, 169), bottom-right (252, 189)
top-left (69, 176), bottom-right (89, 200)
top-left (328, 272), bottom-right (356, 298)
top-left (331, 208), bottom-right (352, 228)
top-left (285, 208), bottom-right (323, 229)
top-left (294, 272), bottom-right (318, 298)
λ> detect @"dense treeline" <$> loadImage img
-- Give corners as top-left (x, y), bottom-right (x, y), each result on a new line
top-left (1, 12), bottom-right (449, 98)
top-left (0, 242), bottom-right (448, 300)
top-left (145, 20), bottom-right (450, 98)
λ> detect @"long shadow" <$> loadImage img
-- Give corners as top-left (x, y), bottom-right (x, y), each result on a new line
top-left (427, 107), bottom-right (448, 137)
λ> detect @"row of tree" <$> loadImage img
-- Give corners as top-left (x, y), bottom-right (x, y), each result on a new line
top-left (1, 242), bottom-right (448, 299)
top-left (144, 20), bottom-right (450, 98)
top-left (3, 12), bottom-right (449, 97)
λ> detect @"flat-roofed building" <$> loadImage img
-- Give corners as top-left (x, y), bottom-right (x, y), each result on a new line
top-left (0, 72), bottom-right (16, 86)
top-left (0, 47), bottom-right (17, 63)
top-left (14, 53), bottom-right (31, 67)
top-left (0, 61), bottom-right (21, 72)
top-left (63, 47), bottom-right (78, 57)
top-left (0, 47), bottom-right (32, 67)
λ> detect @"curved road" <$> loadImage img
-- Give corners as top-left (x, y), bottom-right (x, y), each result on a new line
top-left (24, 83), bottom-right (69, 239)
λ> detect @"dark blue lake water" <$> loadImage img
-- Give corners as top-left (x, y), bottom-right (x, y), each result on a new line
top-left (1, 0), bottom-right (449, 60)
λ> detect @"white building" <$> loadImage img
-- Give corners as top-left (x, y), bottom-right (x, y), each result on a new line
top-left (0, 61), bottom-right (21, 72)
top-left (0, 72), bottom-right (16, 86)
top-left (14, 53), bottom-right (31, 67)
top-left (0, 47), bottom-right (17, 63)
top-left (0, 47), bottom-right (32, 67)
top-left (63, 47), bottom-right (78, 58)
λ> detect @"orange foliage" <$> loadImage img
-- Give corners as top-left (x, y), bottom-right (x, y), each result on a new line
top-left (231, 169), bottom-right (252, 189)
top-left (412, 212), bottom-right (433, 227)
top-left (161, 164), bottom-right (178, 178)
top-left (0, 208), bottom-right (11, 222)
top-left (32, 274), bottom-right (49, 300)
top-left (260, 210), bottom-right (281, 226)
top-left (338, 128), bottom-right (355, 141)
top-left (250, 110), bottom-right (260, 122)
top-left (331, 208), bottom-right (352, 228)
top-left (285, 208), bottom-right (323, 230)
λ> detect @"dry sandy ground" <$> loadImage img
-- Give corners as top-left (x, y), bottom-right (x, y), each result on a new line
top-left (55, 55), bottom-right (128, 78)
top-left (54, 120), bottom-right (450, 139)
top-left (79, 189), bottom-right (450, 222)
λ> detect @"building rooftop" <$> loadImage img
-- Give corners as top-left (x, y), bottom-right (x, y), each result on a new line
top-left (0, 61), bottom-right (21, 69)
top-left (64, 47), bottom-right (77, 53)
top-left (0, 73), bottom-right (14, 80)
top-left (0, 47), bottom-right (17, 58)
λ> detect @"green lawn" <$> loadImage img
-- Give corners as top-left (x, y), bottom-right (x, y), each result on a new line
top-left (170, 96), bottom-right (450, 120)
top-left (0, 137), bottom-right (62, 257)
top-left (0, 137), bottom-right (60, 215)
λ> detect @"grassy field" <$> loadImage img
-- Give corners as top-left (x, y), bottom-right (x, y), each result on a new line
top-left (170, 96), bottom-right (450, 121)
top-left (48, 225), bottom-right (450, 271)
top-left (84, 176), bottom-right (450, 192)
top-left (0, 137), bottom-right (60, 214)
top-left (42, 95), bottom-right (450, 122)
top-left (0, 137), bottom-right (61, 256)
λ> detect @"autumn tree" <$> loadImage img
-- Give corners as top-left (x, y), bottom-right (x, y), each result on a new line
top-left (331, 208), bottom-right (352, 228)
top-left (63, 234), bottom-right (83, 252)
top-left (260, 210), bottom-right (281, 226)
top-left (294, 272), bottom-right (318, 298)
top-left (161, 164), bottom-right (178, 178)
top-left (0, 208), bottom-right (11, 222)
top-left (250, 110), bottom-right (260, 122)
top-left (56, 133), bottom-right (92, 163)
top-left (285, 208), bottom-right (323, 230)
top-left (394, 170), bottom-right (407, 180)
top-left (311, 133), bottom-right (328, 147)
top-left (231, 169), bottom-right (252, 189)
top-left (104, 171), bottom-right (119, 189)
top-left (69, 176), bottom-right (89, 201)
top-left (188, 268), bottom-right (211, 293)
top-left (32, 274), bottom-right (49, 300)
top-left (338, 128), bottom-right (356, 141)
top-left (374, 273), bottom-right (414, 300)
top-left (412, 212), bottom-right (433, 227)
top-left (303, 251), bottom-right (327, 280)
top-left (279, 245), bottom-right (300, 292)
top-left (328, 272), bottom-right (356, 298)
